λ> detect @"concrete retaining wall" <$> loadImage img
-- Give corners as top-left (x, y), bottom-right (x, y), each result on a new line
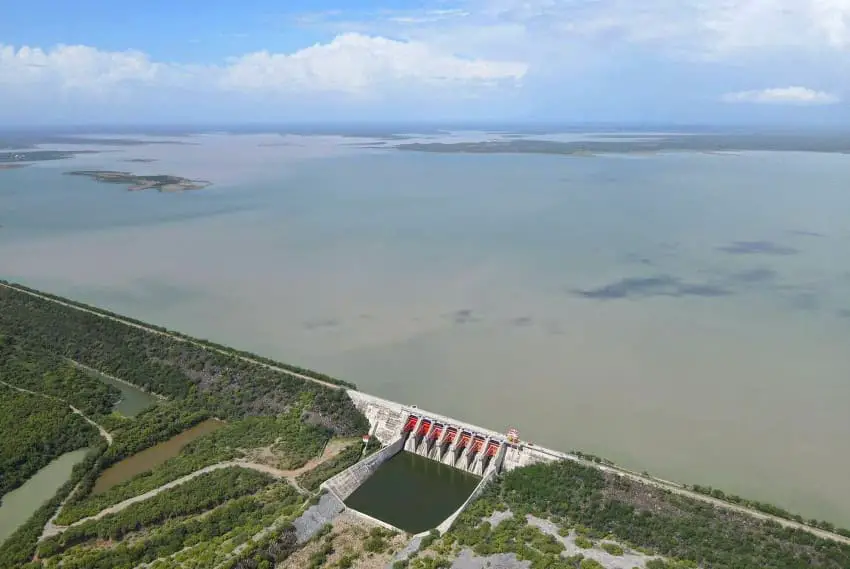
top-left (321, 437), bottom-right (404, 501)
top-left (345, 508), bottom-right (404, 533)
top-left (432, 470), bottom-right (496, 536)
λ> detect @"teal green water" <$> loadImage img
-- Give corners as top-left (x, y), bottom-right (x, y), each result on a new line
top-left (345, 451), bottom-right (481, 533)
top-left (0, 448), bottom-right (90, 546)
top-left (1, 135), bottom-right (848, 524)
top-left (90, 371), bottom-right (158, 417)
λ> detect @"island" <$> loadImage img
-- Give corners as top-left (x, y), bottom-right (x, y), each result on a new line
top-left (122, 158), bottom-right (158, 163)
top-left (65, 170), bottom-right (212, 192)
top-left (0, 164), bottom-right (29, 170)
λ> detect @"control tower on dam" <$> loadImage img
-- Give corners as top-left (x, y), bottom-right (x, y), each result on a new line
top-left (346, 390), bottom-right (570, 473)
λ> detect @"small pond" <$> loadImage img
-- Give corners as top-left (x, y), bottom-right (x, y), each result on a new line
top-left (92, 418), bottom-right (224, 494)
top-left (78, 364), bottom-right (159, 417)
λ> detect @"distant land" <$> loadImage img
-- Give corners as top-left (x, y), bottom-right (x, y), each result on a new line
top-left (0, 134), bottom-right (195, 149)
top-left (393, 133), bottom-right (850, 156)
top-left (0, 164), bottom-right (28, 170)
top-left (66, 170), bottom-right (212, 192)
top-left (0, 150), bottom-right (96, 163)
top-left (122, 158), bottom-right (158, 163)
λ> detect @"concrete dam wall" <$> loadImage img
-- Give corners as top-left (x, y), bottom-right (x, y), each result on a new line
top-left (319, 391), bottom-right (580, 535)
top-left (347, 390), bottom-right (574, 474)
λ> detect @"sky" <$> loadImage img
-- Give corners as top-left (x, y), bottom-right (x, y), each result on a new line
top-left (1, 0), bottom-right (848, 126)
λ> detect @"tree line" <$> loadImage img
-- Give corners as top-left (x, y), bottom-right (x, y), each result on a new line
top-left (39, 467), bottom-right (275, 556)
top-left (440, 459), bottom-right (850, 569)
top-left (0, 385), bottom-right (99, 500)
top-left (0, 283), bottom-right (368, 436)
top-left (1, 280), bottom-right (358, 389)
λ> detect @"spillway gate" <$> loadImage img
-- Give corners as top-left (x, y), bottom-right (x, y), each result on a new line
top-left (402, 413), bottom-right (507, 476)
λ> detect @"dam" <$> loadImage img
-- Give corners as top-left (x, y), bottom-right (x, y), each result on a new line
top-left (320, 390), bottom-right (573, 534)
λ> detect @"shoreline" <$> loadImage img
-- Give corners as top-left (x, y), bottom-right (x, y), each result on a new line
top-left (66, 359), bottom-right (168, 401)
top-left (1, 279), bottom-right (849, 541)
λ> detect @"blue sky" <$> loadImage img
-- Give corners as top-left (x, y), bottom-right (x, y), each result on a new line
top-left (1, 0), bottom-right (848, 125)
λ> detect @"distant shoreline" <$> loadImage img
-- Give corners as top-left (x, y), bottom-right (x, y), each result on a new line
top-left (392, 133), bottom-right (850, 156)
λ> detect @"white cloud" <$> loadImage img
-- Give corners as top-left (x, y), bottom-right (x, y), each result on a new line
top-left (0, 44), bottom-right (164, 92)
top-left (0, 33), bottom-right (526, 99)
top-left (305, 0), bottom-right (850, 62)
top-left (218, 33), bottom-right (527, 95)
top-left (722, 86), bottom-right (840, 104)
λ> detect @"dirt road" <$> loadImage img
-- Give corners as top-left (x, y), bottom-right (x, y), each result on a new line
top-left (0, 380), bottom-right (113, 445)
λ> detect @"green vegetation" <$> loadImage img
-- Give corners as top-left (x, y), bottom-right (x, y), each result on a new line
top-left (5, 280), bottom-right (850, 569)
top-left (57, 407), bottom-right (331, 524)
top-left (0, 444), bottom-right (105, 569)
top-left (571, 451), bottom-right (615, 466)
top-left (0, 336), bottom-right (120, 417)
top-left (40, 467), bottom-right (274, 556)
top-left (0, 386), bottom-right (98, 499)
top-left (100, 401), bottom-right (210, 467)
top-left (296, 437), bottom-right (380, 492)
top-left (0, 282), bottom-right (366, 433)
top-left (0, 281), bottom-right (372, 569)
top-left (363, 526), bottom-right (394, 554)
top-left (65, 170), bottom-right (211, 192)
top-left (42, 481), bottom-right (304, 569)
top-left (600, 542), bottom-right (624, 555)
top-left (2, 281), bottom-right (357, 389)
top-left (307, 532), bottom-right (336, 569)
top-left (691, 484), bottom-right (850, 537)
top-left (227, 523), bottom-right (300, 568)
top-left (435, 460), bottom-right (850, 569)
top-left (54, 438), bottom-right (224, 525)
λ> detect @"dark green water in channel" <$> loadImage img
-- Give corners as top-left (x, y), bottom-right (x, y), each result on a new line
top-left (344, 451), bottom-right (480, 533)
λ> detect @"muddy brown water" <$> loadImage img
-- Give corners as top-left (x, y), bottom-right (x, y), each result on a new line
top-left (92, 418), bottom-right (224, 494)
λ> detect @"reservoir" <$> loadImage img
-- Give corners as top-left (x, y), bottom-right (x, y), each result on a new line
top-left (0, 448), bottom-right (90, 545)
top-left (345, 451), bottom-right (480, 534)
top-left (92, 418), bottom-right (224, 494)
top-left (4, 138), bottom-right (850, 525)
